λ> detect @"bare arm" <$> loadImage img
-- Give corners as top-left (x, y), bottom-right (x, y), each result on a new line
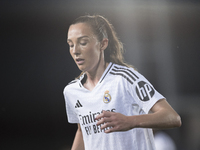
top-left (134, 98), bottom-right (181, 129)
top-left (71, 124), bottom-right (85, 150)
top-left (96, 99), bottom-right (181, 133)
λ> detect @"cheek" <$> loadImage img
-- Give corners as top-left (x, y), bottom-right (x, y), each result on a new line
top-left (69, 50), bottom-right (73, 58)
top-left (86, 44), bottom-right (101, 58)
top-left (69, 49), bottom-right (74, 57)
top-left (87, 50), bottom-right (100, 62)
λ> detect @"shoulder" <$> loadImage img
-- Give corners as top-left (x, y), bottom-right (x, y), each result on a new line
top-left (111, 64), bottom-right (138, 73)
top-left (63, 79), bottom-right (79, 94)
top-left (63, 73), bottom-right (85, 94)
top-left (109, 63), bottom-right (140, 85)
top-left (67, 79), bottom-right (78, 86)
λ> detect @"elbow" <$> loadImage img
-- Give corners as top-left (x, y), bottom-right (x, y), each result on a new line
top-left (176, 115), bottom-right (182, 127)
top-left (167, 113), bottom-right (182, 128)
top-left (173, 114), bottom-right (182, 128)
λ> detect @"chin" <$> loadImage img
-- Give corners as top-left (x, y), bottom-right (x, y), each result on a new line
top-left (77, 66), bottom-right (86, 72)
top-left (77, 64), bottom-right (91, 72)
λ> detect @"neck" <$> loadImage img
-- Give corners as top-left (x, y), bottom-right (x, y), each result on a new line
top-left (87, 61), bottom-right (108, 79)
top-left (84, 60), bottom-right (109, 91)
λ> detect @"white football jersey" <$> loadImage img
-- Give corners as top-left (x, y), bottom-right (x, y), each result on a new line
top-left (63, 62), bottom-right (165, 150)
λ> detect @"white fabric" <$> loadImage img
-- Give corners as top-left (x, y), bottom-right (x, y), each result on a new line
top-left (154, 131), bottom-right (177, 150)
top-left (64, 63), bottom-right (165, 150)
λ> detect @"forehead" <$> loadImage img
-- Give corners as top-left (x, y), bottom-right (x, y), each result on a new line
top-left (68, 23), bottom-right (95, 40)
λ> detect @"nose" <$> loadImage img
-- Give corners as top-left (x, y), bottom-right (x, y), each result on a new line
top-left (71, 44), bottom-right (80, 56)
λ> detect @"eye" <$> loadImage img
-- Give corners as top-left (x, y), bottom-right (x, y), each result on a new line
top-left (80, 42), bottom-right (87, 46)
top-left (80, 39), bottom-right (88, 46)
top-left (68, 43), bottom-right (74, 48)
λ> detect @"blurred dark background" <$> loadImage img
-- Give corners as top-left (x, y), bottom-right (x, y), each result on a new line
top-left (1, 0), bottom-right (200, 150)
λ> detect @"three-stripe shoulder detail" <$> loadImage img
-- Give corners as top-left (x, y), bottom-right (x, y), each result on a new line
top-left (99, 63), bottom-right (113, 83)
top-left (67, 80), bottom-right (77, 85)
top-left (109, 65), bottom-right (139, 84)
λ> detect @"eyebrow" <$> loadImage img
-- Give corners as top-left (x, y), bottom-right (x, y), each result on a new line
top-left (67, 35), bottom-right (89, 43)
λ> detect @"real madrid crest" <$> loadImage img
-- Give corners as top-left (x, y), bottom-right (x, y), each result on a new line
top-left (103, 90), bottom-right (111, 104)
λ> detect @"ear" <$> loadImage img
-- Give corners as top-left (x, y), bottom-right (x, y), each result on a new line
top-left (100, 38), bottom-right (109, 51)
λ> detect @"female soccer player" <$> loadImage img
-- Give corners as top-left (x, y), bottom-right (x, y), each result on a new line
top-left (64, 14), bottom-right (181, 150)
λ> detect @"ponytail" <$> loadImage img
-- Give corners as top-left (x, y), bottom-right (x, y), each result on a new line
top-left (69, 14), bottom-right (134, 78)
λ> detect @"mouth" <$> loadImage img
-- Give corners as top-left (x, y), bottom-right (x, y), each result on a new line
top-left (75, 58), bottom-right (84, 65)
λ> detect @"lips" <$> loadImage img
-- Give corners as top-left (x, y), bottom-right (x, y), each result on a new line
top-left (76, 58), bottom-right (84, 65)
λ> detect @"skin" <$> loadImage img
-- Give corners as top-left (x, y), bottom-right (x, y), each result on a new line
top-left (67, 22), bottom-right (181, 150)
top-left (67, 23), bottom-right (109, 91)
top-left (95, 98), bottom-right (181, 133)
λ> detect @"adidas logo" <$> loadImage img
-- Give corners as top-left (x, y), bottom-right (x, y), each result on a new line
top-left (75, 100), bottom-right (83, 108)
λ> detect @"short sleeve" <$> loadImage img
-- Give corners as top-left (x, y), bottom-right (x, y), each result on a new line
top-left (63, 87), bottom-right (79, 124)
top-left (127, 70), bottom-right (165, 114)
